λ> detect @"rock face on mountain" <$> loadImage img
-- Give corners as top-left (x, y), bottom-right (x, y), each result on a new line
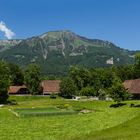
top-left (0, 30), bottom-right (136, 75)
top-left (0, 40), bottom-right (21, 52)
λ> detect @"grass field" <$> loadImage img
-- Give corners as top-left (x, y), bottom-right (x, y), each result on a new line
top-left (0, 96), bottom-right (140, 140)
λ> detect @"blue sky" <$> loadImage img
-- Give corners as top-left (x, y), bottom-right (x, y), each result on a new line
top-left (0, 0), bottom-right (140, 50)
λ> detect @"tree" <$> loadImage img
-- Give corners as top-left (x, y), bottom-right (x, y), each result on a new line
top-left (0, 61), bottom-right (10, 103)
top-left (100, 68), bottom-right (117, 89)
top-left (8, 63), bottom-right (24, 85)
top-left (80, 86), bottom-right (95, 97)
top-left (134, 52), bottom-right (140, 78)
top-left (24, 64), bottom-right (41, 95)
top-left (135, 52), bottom-right (140, 66)
top-left (59, 77), bottom-right (77, 98)
top-left (116, 65), bottom-right (135, 81)
top-left (89, 68), bottom-right (102, 95)
top-left (69, 66), bottom-right (91, 90)
top-left (109, 81), bottom-right (130, 103)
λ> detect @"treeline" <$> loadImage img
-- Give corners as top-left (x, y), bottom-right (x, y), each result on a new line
top-left (59, 53), bottom-right (140, 102)
top-left (1, 53), bottom-right (140, 103)
top-left (0, 61), bottom-right (41, 103)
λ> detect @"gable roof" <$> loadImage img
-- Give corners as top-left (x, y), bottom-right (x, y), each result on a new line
top-left (41, 80), bottom-right (61, 94)
top-left (123, 79), bottom-right (140, 94)
top-left (8, 85), bottom-right (27, 94)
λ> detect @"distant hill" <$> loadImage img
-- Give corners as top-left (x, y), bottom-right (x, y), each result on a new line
top-left (0, 30), bottom-right (137, 75)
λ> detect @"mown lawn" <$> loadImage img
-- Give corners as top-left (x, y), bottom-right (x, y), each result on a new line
top-left (0, 96), bottom-right (140, 140)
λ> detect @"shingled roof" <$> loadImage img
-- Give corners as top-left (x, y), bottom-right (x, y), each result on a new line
top-left (8, 85), bottom-right (29, 94)
top-left (41, 80), bottom-right (61, 94)
top-left (123, 79), bottom-right (140, 94)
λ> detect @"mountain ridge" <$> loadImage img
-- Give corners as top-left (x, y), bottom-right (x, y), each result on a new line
top-left (0, 30), bottom-right (137, 75)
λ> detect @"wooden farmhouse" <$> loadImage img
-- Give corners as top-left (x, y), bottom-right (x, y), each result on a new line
top-left (8, 85), bottom-right (29, 95)
top-left (41, 80), bottom-right (61, 95)
top-left (8, 80), bottom-right (61, 95)
top-left (123, 79), bottom-right (140, 99)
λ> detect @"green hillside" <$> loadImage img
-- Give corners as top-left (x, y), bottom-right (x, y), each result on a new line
top-left (0, 31), bottom-right (136, 75)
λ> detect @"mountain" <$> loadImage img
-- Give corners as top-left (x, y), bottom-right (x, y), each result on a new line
top-left (0, 40), bottom-right (21, 52)
top-left (0, 30), bottom-right (137, 75)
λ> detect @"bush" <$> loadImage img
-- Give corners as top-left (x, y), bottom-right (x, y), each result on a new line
top-left (50, 93), bottom-right (57, 99)
top-left (57, 104), bottom-right (70, 109)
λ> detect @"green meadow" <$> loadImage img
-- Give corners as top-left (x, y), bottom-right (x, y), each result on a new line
top-left (0, 96), bottom-right (140, 140)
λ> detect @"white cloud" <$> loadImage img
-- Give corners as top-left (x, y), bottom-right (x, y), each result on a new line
top-left (0, 21), bottom-right (15, 39)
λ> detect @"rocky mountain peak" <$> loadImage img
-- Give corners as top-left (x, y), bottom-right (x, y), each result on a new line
top-left (0, 30), bottom-right (136, 75)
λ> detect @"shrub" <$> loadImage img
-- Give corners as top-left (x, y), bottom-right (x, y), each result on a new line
top-left (57, 104), bottom-right (70, 109)
top-left (50, 93), bottom-right (57, 99)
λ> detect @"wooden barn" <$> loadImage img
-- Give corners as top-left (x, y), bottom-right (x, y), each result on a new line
top-left (8, 85), bottom-right (30, 95)
top-left (41, 80), bottom-right (61, 95)
top-left (123, 79), bottom-right (140, 99)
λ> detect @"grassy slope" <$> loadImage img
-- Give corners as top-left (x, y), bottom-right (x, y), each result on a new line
top-left (75, 114), bottom-right (140, 140)
top-left (0, 96), bottom-right (140, 140)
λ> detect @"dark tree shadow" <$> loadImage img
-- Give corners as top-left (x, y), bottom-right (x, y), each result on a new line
top-left (130, 103), bottom-right (140, 107)
top-left (6, 100), bottom-right (18, 105)
top-left (110, 103), bottom-right (127, 108)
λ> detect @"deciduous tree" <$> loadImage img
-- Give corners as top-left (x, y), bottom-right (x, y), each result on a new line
top-left (0, 61), bottom-right (10, 103)
top-left (80, 86), bottom-right (95, 97)
top-left (109, 79), bottom-right (130, 103)
top-left (8, 63), bottom-right (24, 86)
top-left (24, 64), bottom-right (41, 95)
top-left (59, 77), bottom-right (77, 98)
